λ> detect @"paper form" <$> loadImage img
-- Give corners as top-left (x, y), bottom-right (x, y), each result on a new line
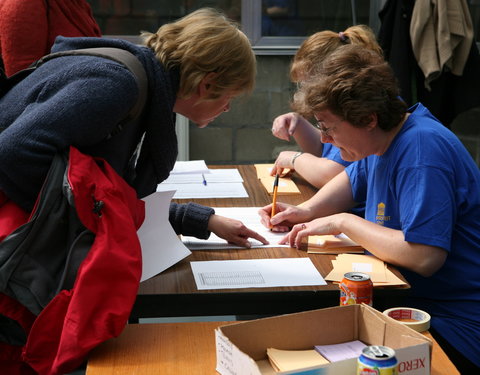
top-left (161, 168), bottom-right (243, 184)
top-left (170, 160), bottom-right (209, 174)
top-left (190, 258), bottom-right (326, 290)
top-left (157, 181), bottom-right (248, 199)
top-left (182, 207), bottom-right (290, 249)
top-left (157, 169), bottom-right (248, 199)
top-left (314, 340), bottom-right (367, 362)
top-left (137, 191), bottom-right (191, 282)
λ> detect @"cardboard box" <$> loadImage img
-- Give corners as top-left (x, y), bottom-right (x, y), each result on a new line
top-left (215, 304), bottom-right (432, 375)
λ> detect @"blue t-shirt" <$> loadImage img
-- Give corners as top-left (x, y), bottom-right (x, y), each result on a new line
top-left (323, 143), bottom-right (365, 217)
top-left (346, 103), bottom-right (480, 365)
top-left (322, 143), bottom-right (351, 167)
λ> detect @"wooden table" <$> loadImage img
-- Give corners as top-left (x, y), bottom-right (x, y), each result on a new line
top-left (131, 165), bottom-right (410, 320)
top-left (86, 321), bottom-right (459, 375)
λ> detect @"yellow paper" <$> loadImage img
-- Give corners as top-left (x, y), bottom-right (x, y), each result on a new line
top-left (325, 254), bottom-right (407, 287)
top-left (259, 176), bottom-right (300, 195)
top-left (266, 348), bottom-right (329, 372)
top-left (307, 234), bottom-right (364, 254)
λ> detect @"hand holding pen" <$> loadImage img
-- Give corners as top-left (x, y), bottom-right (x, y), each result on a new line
top-left (270, 174), bottom-right (279, 229)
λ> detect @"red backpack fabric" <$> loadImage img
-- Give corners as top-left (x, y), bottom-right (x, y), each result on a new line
top-left (0, 147), bottom-right (144, 374)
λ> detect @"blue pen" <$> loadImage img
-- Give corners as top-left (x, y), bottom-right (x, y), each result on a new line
top-left (202, 174), bottom-right (207, 186)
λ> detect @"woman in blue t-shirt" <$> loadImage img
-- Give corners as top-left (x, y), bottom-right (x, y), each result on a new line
top-left (260, 44), bottom-right (480, 373)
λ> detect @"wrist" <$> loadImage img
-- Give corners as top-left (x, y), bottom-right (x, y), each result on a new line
top-left (291, 151), bottom-right (303, 168)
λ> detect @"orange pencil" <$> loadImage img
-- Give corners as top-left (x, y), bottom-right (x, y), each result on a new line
top-left (270, 174), bottom-right (279, 229)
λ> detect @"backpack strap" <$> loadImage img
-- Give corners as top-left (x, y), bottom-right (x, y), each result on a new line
top-left (1, 47), bottom-right (148, 137)
top-left (34, 48), bottom-right (148, 138)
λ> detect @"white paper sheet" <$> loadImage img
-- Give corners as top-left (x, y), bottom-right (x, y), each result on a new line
top-left (190, 258), bottom-right (326, 290)
top-left (314, 340), bottom-right (367, 362)
top-left (182, 207), bottom-right (289, 249)
top-left (158, 166), bottom-right (248, 199)
top-left (138, 191), bottom-right (191, 282)
top-left (161, 169), bottom-right (243, 184)
top-left (170, 160), bottom-right (209, 174)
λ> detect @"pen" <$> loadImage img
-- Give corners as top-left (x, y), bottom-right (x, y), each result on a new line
top-left (270, 174), bottom-right (279, 229)
top-left (202, 173), bottom-right (207, 186)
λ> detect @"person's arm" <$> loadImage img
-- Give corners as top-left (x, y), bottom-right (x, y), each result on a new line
top-left (259, 171), bottom-right (356, 231)
top-left (271, 151), bottom-right (345, 188)
top-left (0, 0), bottom-right (49, 76)
top-left (271, 112), bottom-right (323, 155)
top-left (283, 212), bottom-right (447, 277)
top-left (275, 171), bottom-right (448, 277)
top-left (169, 202), bottom-right (268, 248)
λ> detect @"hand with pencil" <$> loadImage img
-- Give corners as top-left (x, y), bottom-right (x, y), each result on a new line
top-left (259, 174), bottom-right (311, 232)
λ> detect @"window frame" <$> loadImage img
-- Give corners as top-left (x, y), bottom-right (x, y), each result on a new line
top-left (242, 0), bottom-right (382, 55)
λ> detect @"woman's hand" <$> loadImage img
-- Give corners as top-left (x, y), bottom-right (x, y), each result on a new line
top-left (270, 150), bottom-right (298, 177)
top-left (258, 202), bottom-right (312, 232)
top-left (271, 112), bottom-right (304, 142)
top-left (279, 215), bottom-right (343, 248)
top-left (207, 214), bottom-right (268, 248)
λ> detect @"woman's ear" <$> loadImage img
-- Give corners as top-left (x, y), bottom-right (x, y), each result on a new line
top-left (366, 113), bottom-right (378, 131)
top-left (198, 72), bottom-right (217, 98)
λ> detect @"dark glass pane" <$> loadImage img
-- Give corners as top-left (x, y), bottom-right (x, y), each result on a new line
top-left (88, 0), bottom-right (241, 36)
top-left (261, 0), bottom-right (371, 37)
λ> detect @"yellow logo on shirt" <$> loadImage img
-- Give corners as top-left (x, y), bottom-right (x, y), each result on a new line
top-left (376, 202), bottom-right (390, 225)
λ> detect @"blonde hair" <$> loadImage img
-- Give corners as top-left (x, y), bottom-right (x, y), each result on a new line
top-left (141, 8), bottom-right (256, 100)
top-left (290, 25), bottom-right (382, 82)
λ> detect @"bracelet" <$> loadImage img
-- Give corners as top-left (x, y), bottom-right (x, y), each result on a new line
top-left (291, 151), bottom-right (303, 168)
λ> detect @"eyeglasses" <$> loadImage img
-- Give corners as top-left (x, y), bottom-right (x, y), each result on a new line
top-left (314, 120), bottom-right (334, 137)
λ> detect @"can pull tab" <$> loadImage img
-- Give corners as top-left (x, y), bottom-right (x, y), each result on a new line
top-left (371, 346), bottom-right (389, 358)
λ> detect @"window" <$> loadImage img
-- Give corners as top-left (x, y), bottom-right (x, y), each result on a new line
top-left (89, 0), bottom-right (371, 54)
top-left (89, 1), bottom-right (479, 53)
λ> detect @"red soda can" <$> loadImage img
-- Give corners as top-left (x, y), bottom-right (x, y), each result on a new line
top-left (339, 272), bottom-right (373, 306)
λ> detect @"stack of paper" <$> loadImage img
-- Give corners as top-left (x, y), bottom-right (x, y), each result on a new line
top-left (157, 160), bottom-right (248, 198)
top-left (325, 254), bottom-right (407, 287)
top-left (266, 348), bottom-right (329, 372)
top-left (254, 164), bottom-right (300, 195)
top-left (314, 340), bottom-right (367, 362)
top-left (305, 234), bottom-right (364, 254)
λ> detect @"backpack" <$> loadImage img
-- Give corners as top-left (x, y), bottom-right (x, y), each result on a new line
top-left (1, 47), bottom-right (148, 134)
top-left (0, 48), bottom-right (148, 374)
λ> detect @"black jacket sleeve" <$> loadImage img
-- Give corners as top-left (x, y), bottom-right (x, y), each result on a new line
top-left (169, 202), bottom-right (215, 239)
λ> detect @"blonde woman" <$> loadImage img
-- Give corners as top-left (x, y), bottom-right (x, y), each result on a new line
top-left (0, 8), bottom-right (267, 248)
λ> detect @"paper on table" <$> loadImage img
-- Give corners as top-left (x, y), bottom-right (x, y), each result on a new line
top-left (157, 181), bottom-right (248, 199)
top-left (190, 258), bottom-right (326, 290)
top-left (161, 169), bottom-right (243, 184)
top-left (259, 176), bottom-right (301, 195)
top-left (325, 254), bottom-right (407, 286)
top-left (170, 160), bottom-right (209, 174)
top-left (254, 163), bottom-right (293, 179)
top-left (254, 164), bottom-right (300, 195)
top-left (182, 207), bottom-right (289, 249)
top-left (137, 191), bottom-right (191, 282)
top-left (326, 254), bottom-right (387, 282)
top-left (306, 234), bottom-right (365, 254)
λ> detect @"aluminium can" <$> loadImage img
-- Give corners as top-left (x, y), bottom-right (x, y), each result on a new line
top-left (357, 345), bottom-right (398, 375)
top-left (339, 272), bottom-right (373, 306)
